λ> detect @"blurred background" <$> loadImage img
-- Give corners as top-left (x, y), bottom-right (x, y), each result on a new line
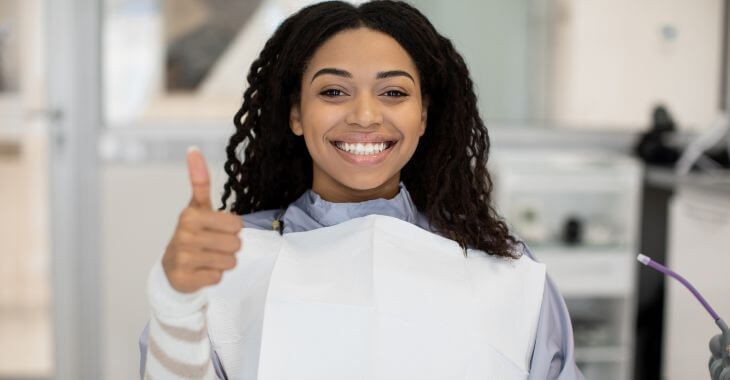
top-left (0, 0), bottom-right (729, 379)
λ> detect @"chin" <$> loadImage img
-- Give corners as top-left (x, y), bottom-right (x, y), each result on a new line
top-left (335, 172), bottom-right (396, 192)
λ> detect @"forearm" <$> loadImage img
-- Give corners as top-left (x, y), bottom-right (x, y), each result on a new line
top-left (143, 260), bottom-right (217, 379)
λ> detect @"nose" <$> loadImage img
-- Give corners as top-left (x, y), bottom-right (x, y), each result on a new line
top-left (345, 93), bottom-right (383, 128)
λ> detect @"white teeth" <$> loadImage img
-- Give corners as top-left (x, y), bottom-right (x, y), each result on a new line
top-left (335, 141), bottom-right (389, 155)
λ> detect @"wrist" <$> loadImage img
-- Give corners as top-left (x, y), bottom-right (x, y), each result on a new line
top-left (147, 259), bottom-right (208, 319)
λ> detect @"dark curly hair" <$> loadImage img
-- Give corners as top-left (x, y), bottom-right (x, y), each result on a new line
top-left (220, 0), bottom-right (519, 258)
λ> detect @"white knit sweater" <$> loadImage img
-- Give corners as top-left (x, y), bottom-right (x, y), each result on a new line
top-left (144, 260), bottom-right (217, 379)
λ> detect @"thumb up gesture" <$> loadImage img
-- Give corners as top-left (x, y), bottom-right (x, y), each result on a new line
top-left (162, 147), bottom-right (243, 293)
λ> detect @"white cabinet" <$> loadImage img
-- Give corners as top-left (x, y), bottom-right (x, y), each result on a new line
top-left (492, 150), bottom-right (642, 380)
top-left (664, 183), bottom-right (730, 379)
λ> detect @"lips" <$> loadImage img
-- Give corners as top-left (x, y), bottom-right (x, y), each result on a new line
top-left (329, 132), bottom-right (397, 142)
top-left (328, 134), bottom-right (398, 165)
top-left (332, 141), bottom-right (396, 155)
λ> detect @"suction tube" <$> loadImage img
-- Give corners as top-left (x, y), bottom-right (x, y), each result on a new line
top-left (637, 253), bottom-right (721, 322)
top-left (637, 254), bottom-right (730, 379)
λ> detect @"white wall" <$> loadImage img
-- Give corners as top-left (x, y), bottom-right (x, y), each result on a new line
top-left (413, 0), bottom-right (533, 123)
top-left (550, 0), bottom-right (724, 130)
top-left (102, 0), bottom-right (727, 130)
top-left (101, 160), bottom-right (228, 380)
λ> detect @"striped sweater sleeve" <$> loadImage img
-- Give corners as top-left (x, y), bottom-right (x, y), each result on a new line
top-left (143, 260), bottom-right (218, 379)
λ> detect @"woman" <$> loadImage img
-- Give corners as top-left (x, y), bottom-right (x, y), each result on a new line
top-left (139, 1), bottom-right (584, 379)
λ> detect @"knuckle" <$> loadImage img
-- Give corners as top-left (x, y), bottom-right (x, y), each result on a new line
top-left (226, 236), bottom-right (241, 252)
top-left (221, 212), bottom-right (243, 230)
top-left (200, 209), bottom-right (215, 220)
top-left (231, 214), bottom-right (244, 229)
top-left (169, 271), bottom-right (187, 288)
top-left (179, 208), bottom-right (197, 226)
top-left (176, 251), bottom-right (193, 267)
top-left (224, 255), bottom-right (237, 269)
top-left (163, 244), bottom-right (176, 263)
top-left (209, 271), bottom-right (223, 284)
top-left (177, 230), bottom-right (196, 246)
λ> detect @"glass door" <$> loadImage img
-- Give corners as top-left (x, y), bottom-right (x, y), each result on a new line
top-left (0, 0), bottom-right (53, 377)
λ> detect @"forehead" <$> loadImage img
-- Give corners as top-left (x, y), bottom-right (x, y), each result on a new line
top-left (305, 27), bottom-right (419, 80)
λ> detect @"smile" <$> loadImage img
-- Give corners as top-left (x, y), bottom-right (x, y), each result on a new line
top-left (333, 141), bottom-right (396, 156)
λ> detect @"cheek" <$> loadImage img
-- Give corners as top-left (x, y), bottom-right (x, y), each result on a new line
top-left (389, 103), bottom-right (425, 141)
top-left (301, 103), bottom-right (343, 142)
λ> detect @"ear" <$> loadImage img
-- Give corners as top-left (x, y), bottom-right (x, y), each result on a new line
top-left (419, 96), bottom-right (429, 136)
top-left (289, 104), bottom-right (304, 136)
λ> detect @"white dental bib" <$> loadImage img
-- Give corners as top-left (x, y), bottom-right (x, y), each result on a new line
top-left (207, 215), bottom-right (545, 380)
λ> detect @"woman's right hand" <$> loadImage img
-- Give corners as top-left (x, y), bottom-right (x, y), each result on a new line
top-left (162, 147), bottom-right (243, 293)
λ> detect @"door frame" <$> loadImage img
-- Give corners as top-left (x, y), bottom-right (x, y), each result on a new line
top-left (47, 0), bottom-right (103, 379)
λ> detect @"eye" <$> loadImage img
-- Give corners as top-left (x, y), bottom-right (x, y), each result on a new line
top-left (382, 90), bottom-right (408, 97)
top-left (320, 88), bottom-right (345, 97)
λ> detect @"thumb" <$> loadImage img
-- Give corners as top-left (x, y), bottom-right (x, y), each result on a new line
top-left (186, 146), bottom-right (212, 209)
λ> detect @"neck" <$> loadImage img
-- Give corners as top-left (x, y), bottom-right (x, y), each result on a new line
top-left (312, 174), bottom-right (401, 203)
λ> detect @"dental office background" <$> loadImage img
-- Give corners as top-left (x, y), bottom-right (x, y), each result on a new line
top-left (1, 0), bottom-right (729, 379)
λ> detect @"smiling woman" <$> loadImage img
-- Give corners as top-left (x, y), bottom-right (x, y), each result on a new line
top-left (216, 1), bottom-right (519, 260)
top-left (290, 28), bottom-right (427, 201)
top-left (139, 1), bottom-right (585, 379)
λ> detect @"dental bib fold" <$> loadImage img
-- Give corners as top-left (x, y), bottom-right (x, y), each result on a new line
top-left (207, 214), bottom-right (545, 380)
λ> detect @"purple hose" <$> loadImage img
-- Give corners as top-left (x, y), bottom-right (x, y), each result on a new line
top-left (637, 254), bottom-right (720, 321)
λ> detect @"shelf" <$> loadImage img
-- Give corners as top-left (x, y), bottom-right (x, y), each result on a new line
top-left (531, 249), bottom-right (636, 297)
top-left (493, 151), bottom-right (639, 380)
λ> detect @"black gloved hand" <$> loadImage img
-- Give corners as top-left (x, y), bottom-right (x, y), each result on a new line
top-left (709, 333), bottom-right (730, 380)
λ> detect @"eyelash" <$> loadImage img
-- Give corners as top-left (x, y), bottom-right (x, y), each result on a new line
top-left (382, 90), bottom-right (408, 97)
top-left (318, 89), bottom-right (409, 98)
top-left (319, 89), bottom-right (344, 97)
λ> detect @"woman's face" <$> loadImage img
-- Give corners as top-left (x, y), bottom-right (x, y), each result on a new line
top-left (290, 27), bottom-right (427, 202)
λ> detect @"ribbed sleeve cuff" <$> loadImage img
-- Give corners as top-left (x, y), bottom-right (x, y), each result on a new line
top-left (147, 259), bottom-right (208, 319)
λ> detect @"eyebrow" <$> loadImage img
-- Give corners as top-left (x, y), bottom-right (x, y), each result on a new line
top-left (376, 70), bottom-right (415, 83)
top-left (311, 68), bottom-right (351, 82)
top-left (311, 67), bottom-right (415, 83)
